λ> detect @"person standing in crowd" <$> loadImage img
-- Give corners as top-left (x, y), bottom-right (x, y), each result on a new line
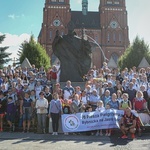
top-left (89, 89), bottom-right (100, 111)
top-left (48, 93), bottom-right (62, 135)
top-left (30, 90), bottom-right (37, 130)
top-left (119, 107), bottom-right (137, 139)
top-left (101, 90), bottom-right (111, 107)
top-left (44, 86), bottom-right (52, 133)
top-left (6, 97), bottom-right (16, 132)
top-left (80, 90), bottom-right (89, 108)
top-left (105, 81), bottom-right (116, 96)
top-left (116, 90), bottom-right (123, 103)
top-left (36, 91), bottom-right (48, 134)
top-left (62, 99), bottom-right (71, 135)
top-left (105, 103), bottom-right (112, 136)
top-left (107, 93), bottom-right (119, 110)
top-left (95, 100), bottom-right (105, 136)
top-left (63, 80), bottom-right (75, 99)
top-left (0, 92), bottom-right (7, 132)
top-left (49, 65), bottom-right (58, 85)
top-left (125, 82), bottom-right (136, 103)
top-left (70, 94), bottom-right (85, 113)
top-left (20, 91), bottom-right (33, 133)
top-left (119, 93), bottom-right (132, 110)
top-left (35, 81), bottom-right (43, 99)
top-left (132, 91), bottom-right (149, 125)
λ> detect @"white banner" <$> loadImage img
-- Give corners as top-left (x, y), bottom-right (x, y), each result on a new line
top-left (61, 109), bottom-right (124, 132)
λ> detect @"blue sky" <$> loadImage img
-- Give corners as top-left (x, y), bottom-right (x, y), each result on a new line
top-left (0, 0), bottom-right (150, 64)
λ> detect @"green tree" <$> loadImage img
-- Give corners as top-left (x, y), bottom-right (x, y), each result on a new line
top-left (118, 36), bottom-right (150, 70)
top-left (0, 35), bottom-right (11, 68)
top-left (18, 35), bottom-right (50, 70)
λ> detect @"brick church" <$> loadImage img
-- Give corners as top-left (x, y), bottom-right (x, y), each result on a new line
top-left (38, 0), bottom-right (129, 68)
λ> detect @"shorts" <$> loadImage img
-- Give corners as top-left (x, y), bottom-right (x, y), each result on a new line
top-left (6, 113), bottom-right (15, 122)
top-left (23, 112), bottom-right (32, 121)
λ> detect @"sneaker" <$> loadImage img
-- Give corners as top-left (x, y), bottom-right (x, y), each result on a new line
top-left (64, 132), bottom-right (69, 135)
top-left (100, 132), bottom-right (103, 136)
top-left (105, 133), bottom-right (108, 136)
top-left (107, 133), bottom-right (111, 136)
top-left (121, 135), bottom-right (128, 139)
top-left (55, 132), bottom-right (58, 135)
top-left (95, 132), bottom-right (99, 136)
top-left (52, 132), bottom-right (55, 135)
top-left (22, 130), bottom-right (26, 133)
top-left (131, 134), bottom-right (135, 139)
top-left (43, 129), bottom-right (46, 134)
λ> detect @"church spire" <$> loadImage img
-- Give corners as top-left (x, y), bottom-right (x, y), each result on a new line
top-left (82, 0), bottom-right (88, 15)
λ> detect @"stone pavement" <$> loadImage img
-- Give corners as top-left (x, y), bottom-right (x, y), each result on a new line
top-left (0, 132), bottom-right (150, 150)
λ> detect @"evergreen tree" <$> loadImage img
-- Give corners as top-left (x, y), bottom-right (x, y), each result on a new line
top-left (18, 35), bottom-right (50, 70)
top-left (0, 35), bottom-right (11, 68)
top-left (118, 36), bottom-right (150, 70)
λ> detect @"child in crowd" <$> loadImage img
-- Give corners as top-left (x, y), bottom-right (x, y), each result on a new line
top-left (105, 103), bottom-right (111, 136)
top-left (85, 105), bottom-right (93, 136)
top-left (6, 97), bottom-right (16, 132)
top-left (62, 99), bottom-right (71, 135)
top-left (30, 90), bottom-right (37, 129)
top-left (95, 100), bottom-right (105, 136)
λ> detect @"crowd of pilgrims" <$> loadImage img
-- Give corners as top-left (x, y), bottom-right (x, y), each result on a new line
top-left (0, 62), bottom-right (150, 136)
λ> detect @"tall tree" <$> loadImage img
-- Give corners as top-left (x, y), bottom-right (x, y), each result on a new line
top-left (18, 35), bottom-right (50, 70)
top-left (0, 35), bottom-right (11, 68)
top-left (118, 36), bottom-right (150, 70)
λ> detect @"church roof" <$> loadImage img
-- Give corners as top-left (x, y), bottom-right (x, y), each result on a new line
top-left (71, 11), bottom-right (100, 29)
top-left (138, 57), bottom-right (150, 68)
top-left (21, 58), bottom-right (32, 68)
top-left (107, 57), bottom-right (118, 68)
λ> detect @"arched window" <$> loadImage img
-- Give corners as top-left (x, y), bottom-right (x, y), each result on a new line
top-left (50, 30), bottom-right (52, 39)
top-left (119, 32), bottom-right (122, 42)
top-left (111, 53), bottom-right (119, 63)
top-left (59, 0), bottom-right (64, 2)
top-left (113, 32), bottom-right (116, 43)
top-left (107, 32), bottom-right (110, 43)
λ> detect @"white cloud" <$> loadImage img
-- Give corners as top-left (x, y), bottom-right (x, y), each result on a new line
top-left (8, 14), bottom-right (25, 19)
top-left (0, 33), bottom-right (30, 66)
top-left (8, 14), bottom-right (15, 19)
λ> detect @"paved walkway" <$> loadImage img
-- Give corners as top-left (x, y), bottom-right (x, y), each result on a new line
top-left (0, 132), bottom-right (150, 150)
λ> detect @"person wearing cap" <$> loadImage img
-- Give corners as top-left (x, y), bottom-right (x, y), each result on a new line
top-left (36, 91), bottom-right (48, 134)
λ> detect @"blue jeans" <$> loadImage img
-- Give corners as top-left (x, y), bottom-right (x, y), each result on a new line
top-left (37, 113), bottom-right (46, 132)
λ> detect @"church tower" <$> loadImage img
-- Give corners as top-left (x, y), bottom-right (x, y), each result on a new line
top-left (38, 0), bottom-right (71, 58)
top-left (99, 0), bottom-right (129, 63)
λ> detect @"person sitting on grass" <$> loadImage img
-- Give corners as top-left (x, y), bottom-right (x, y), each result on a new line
top-left (119, 107), bottom-right (137, 139)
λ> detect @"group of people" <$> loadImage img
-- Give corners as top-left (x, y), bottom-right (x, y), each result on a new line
top-left (0, 63), bottom-right (150, 139)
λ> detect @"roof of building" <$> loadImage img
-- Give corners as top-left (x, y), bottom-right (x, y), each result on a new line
top-left (138, 57), bottom-right (150, 68)
top-left (21, 58), bottom-right (32, 68)
top-left (107, 57), bottom-right (118, 68)
top-left (71, 11), bottom-right (100, 29)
